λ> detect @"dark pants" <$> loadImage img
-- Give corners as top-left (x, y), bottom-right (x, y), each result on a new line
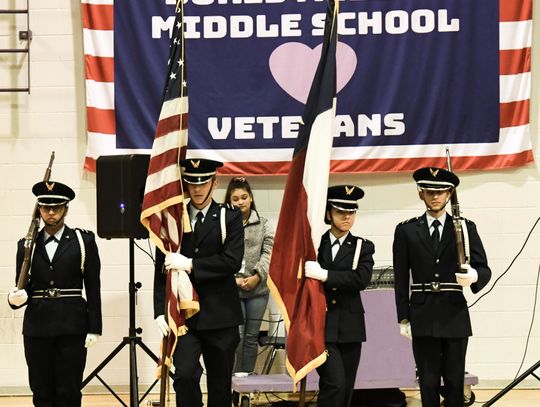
top-left (412, 336), bottom-right (468, 407)
top-left (24, 334), bottom-right (87, 407)
top-left (316, 342), bottom-right (362, 407)
top-left (172, 326), bottom-right (239, 407)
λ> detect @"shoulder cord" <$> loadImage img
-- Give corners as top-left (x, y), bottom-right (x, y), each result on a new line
top-left (461, 219), bottom-right (471, 263)
top-left (352, 238), bottom-right (363, 270)
top-left (75, 229), bottom-right (86, 274)
top-left (220, 207), bottom-right (226, 244)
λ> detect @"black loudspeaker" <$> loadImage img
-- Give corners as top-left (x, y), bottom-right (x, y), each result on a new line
top-left (96, 154), bottom-right (150, 239)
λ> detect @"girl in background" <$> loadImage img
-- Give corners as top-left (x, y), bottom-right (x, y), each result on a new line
top-left (225, 177), bottom-right (274, 374)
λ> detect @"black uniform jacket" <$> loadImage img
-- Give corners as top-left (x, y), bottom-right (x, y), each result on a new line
top-left (317, 231), bottom-right (375, 343)
top-left (393, 213), bottom-right (491, 338)
top-left (12, 226), bottom-right (102, 337)
top-left (154, 200), bottom-right (244, 330)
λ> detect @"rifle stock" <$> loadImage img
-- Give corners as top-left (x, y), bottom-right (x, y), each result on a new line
top-left (445, 148), bottom-right (467, 270)
top-left (16, 152), bottom-right (55, 289)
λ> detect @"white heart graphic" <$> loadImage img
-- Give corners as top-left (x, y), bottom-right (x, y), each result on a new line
top-left (269, 41), bottom-right (357, 104)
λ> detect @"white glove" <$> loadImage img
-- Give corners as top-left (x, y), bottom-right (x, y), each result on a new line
top-left (304, 261), bottom-right (328, 282)
top-left (399, 321), bottom-right (412, 340)
top-left (155, 315), bottom-right (170, 337)
top-left (8, 287), bottom-right (28, 307)
top-left (456, 264), bottom-right (478, 287)
top-left (165, 253), bottom-right (193, 273)
top-left (85, 333), bottom-right (100, 348)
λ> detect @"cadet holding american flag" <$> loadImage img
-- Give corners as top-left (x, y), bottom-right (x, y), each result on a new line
top-left (153, 159), bottom-right (244, 407)
top-left (141, 4), bottom-right (244, 406)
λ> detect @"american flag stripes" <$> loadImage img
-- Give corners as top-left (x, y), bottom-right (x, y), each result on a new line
top-left (81, 0), bottom-right (114, 172)
top-left (267, 0), bottom-right (338, 388)
top-left (139, 4), bottom-right (198, 374)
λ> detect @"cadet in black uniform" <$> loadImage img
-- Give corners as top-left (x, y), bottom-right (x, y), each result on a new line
top-left (304, 185), bottom-right (374, 407)
top-left (8, 180), bottom-right (102, 407)
top-left (393, 167), bottom-right (491, 407)
top-left (153, 158), bottom-right (244, 407)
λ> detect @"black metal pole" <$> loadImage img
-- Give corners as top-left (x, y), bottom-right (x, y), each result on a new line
top-left (128, 238), bottom-right (139, 406)
top-left (483, 360), bottom-right (540, 406)
top-left (82, 238), bottom-right (159, 406)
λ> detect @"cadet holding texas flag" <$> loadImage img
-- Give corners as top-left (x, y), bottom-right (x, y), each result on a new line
top-left (304, 185), bottom-right (374, 407)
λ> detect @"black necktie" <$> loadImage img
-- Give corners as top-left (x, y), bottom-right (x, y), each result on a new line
top-left (331, 239), bottom-right (340, 260)
top-left (431, 219), bottom-right (441, 250)
top-left (193, 212), bottom-right (203, 239)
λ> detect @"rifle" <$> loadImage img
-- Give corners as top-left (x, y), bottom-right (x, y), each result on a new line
top-left (17, 151), bottom-right (55, 289)
top-left (445, 147), bottom-right (468, 271)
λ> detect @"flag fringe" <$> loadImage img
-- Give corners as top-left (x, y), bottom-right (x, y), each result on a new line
top-left (286, 351), bottom-right (327, 390)
top-left (141, 195), bottom-right (184, 222)
top-left (179, 300), bottom-right (199, 315)
top-left (268, 273), bottom-right (328, 389)
top-left (140, 197), bottom-right (184, 254)
top-left (267, 274), bottom-right (291, 331)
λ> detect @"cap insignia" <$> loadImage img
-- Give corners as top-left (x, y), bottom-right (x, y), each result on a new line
top-left (45, 182), bottom-right (55, 191)
top-left (429, 168), bottom-right (439, 177)
top-left (345, 186), bottom-right (355, 195)
top-left (191, 160), bottom-right (200, 168)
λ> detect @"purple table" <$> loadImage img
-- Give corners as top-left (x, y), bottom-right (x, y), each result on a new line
top-left (232, 289), bottom-right (478, 404)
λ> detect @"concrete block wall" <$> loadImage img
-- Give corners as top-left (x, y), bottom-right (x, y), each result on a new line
top-left (0, 0), bottom-right (539, 394)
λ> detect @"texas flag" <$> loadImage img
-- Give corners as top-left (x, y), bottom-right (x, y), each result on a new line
top-left (267, 0), bottom-right (338, 387)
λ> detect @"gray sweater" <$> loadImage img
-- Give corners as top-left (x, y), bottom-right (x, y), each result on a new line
top-left (237, 209), bottom-right (274, 299)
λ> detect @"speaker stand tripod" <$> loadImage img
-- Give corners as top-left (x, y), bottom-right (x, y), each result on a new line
top-left (483, 360), bottom-right (540, 406)
top-left (82, 238), bottom-right (160, 407)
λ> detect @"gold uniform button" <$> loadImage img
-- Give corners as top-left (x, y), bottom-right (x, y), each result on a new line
top-left (331, 300), bottom-right (336, 304)
top-left (436, 259), bottom-right (440, 264)
top-left (194, 248), bottom-right (199, 253)
top-left (435, 273), bottom-right (440, 278)
top-left (332, 288), bottom-right (337, 291)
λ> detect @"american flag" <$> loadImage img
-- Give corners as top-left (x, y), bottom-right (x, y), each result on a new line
top-left (139, 4), bottom-right (198, 374)
top-left (267, 0), bottom-right (337, 388)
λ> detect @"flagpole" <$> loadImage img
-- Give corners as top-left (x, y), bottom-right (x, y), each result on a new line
top-left (159, 302), bottom-right (170, 406)
top-left (299, 377), bottom-right (307, 407)
top-left (159, 2), bottom-right (188, 405)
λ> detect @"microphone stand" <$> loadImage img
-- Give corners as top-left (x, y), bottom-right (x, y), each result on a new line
top-left (483, 361), bottom-right (540, 406)
top-left (82, 238), bottom-right (160, 406)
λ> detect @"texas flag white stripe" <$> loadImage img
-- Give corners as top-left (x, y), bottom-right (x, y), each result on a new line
top-left (304, 100), bottom-right (336, 250)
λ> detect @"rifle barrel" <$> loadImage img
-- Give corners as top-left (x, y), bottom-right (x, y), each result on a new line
top-left (445, 148), bottom-right (468, 268)
top-left (16, 151), bottom-right (56, 289)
